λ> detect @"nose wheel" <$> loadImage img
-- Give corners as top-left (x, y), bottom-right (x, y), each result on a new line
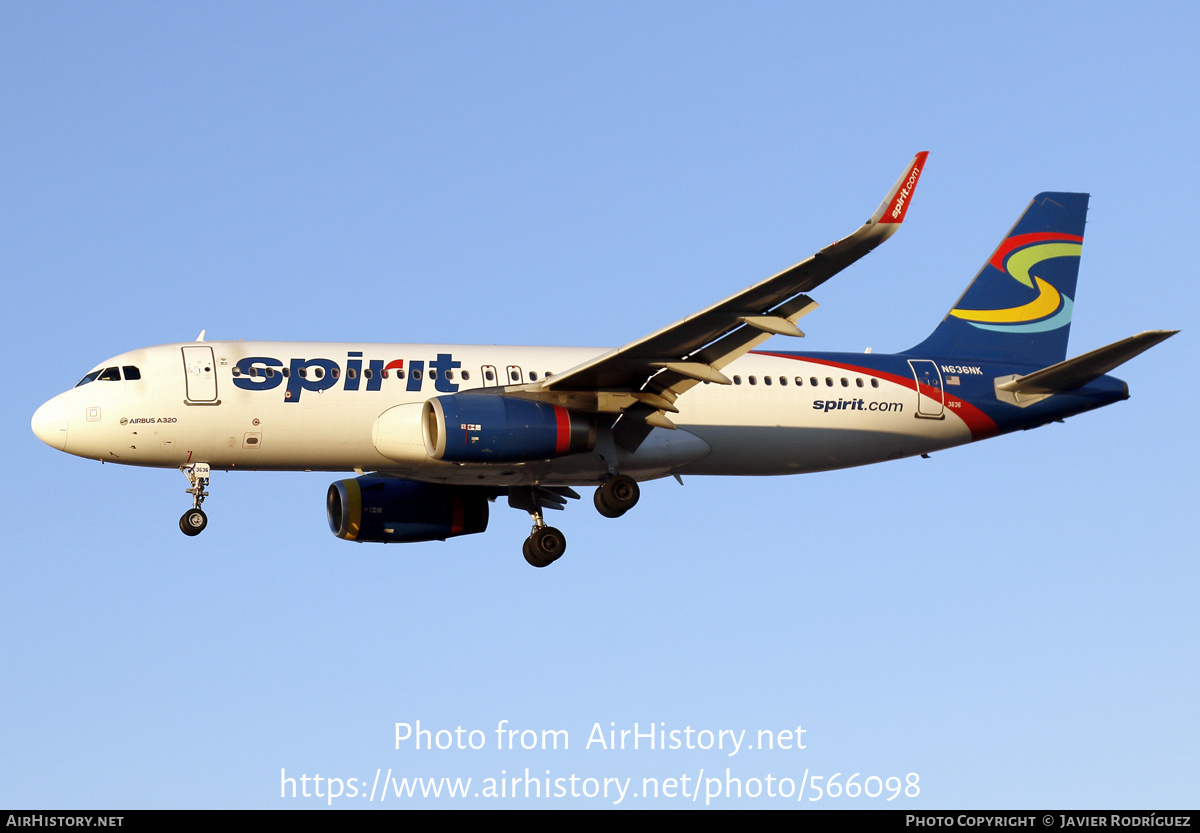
top-left (179, 463), bottom-right (211, 537)
top-left (179, 507), bottom-right (208, 536)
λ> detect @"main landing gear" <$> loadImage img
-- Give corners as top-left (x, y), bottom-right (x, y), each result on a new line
top-left (509, 485), bottom-right (575, 568)
top-left (179, 463), bottom-right (211, 536)
top-left (523, 520), bottom-right (566, 569)
top-left (594, 474), bottom-right (640, 518)
top-left (508, 479), bottom-right (639, 567)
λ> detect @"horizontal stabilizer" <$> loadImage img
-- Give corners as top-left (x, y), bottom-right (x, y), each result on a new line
top-left (996, 330), bottom-right (1177, 396)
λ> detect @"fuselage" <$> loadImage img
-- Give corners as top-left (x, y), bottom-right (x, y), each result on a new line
top-left (31, 340), bottom-right (1129, 487)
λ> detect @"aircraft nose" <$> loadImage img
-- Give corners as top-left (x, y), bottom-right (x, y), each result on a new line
top-left (32, 395), bottom-right (69, 451)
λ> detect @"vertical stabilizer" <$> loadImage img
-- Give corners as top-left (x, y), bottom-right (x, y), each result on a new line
top-left (906, 192), bottom-right (1089, 366)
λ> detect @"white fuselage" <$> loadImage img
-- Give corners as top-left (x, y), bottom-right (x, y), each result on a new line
top-left (33, 341), bottom-right (973, 487)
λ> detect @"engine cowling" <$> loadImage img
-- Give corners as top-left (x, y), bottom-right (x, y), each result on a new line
top-left (326, 476), bottom-right (489, 543)
top-left (374, 394), bottom-right (596, 465)
top-left (427, 394), bottom-right (596, 462)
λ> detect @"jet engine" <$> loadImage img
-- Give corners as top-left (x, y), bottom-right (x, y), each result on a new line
top-left (374, 394), bottom-right (596, 465)
top-left (326, 476), bottom-right (489, 543)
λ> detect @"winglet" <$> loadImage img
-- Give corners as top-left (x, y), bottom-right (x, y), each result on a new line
top-left (872, 151), bottom-right (929, 226)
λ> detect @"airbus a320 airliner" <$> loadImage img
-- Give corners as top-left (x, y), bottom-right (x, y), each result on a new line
top-left (31, 153), bottom-right (1175, 566)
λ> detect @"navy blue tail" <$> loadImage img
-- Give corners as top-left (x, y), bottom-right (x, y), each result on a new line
top-left (905, 192), bottom-right (1089, 367)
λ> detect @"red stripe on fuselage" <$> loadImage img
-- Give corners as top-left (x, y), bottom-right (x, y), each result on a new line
top-left (755, 353), bottom-right (1000, 440)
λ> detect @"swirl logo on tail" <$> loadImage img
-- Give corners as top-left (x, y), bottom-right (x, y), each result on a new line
top-left (950, 232), bottom-right (1082, 333)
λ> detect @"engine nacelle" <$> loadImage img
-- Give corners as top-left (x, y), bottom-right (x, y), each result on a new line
top-left (374, 394), bottom-right (596, 465)
top-left (427, 394), bottom-right (596, 462)
top-left (326, 476), bottom-right (489, 543)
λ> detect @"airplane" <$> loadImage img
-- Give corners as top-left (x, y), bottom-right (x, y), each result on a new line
top-left (30, 152), bottom-right (1177, 567)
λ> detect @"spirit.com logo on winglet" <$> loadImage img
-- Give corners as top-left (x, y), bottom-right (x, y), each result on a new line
top-left (880, 151), bottom-right (928, 224)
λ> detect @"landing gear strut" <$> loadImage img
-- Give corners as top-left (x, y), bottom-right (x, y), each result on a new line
top-left (523, 505), bottom-right (566, 568)
top-left (509, 485), bottom-right (576, 567)
top-left (179, 463), bottom-right (211, 536)
top-left (594, 474), bottom-right (639, 518)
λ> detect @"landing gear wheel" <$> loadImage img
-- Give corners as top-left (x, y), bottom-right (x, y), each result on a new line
top-left (179, 508), bottom-right (208, 536)
top-left (524, 526), bottom-right (566, 567)
top-left (523, 537), bottom-right (548, 568)
top-left (594, 474), bottom-right (640, 518)
top-left (179, 464), bottom-right (212, 537)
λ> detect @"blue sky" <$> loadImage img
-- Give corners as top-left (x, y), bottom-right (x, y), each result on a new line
top-left (3, 2), bottom-right (1196, 808)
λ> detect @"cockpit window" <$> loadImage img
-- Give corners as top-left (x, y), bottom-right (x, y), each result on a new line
top-left (76, 365), bottom-right (137, 386)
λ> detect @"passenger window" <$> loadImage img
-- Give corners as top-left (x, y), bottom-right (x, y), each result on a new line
top-left (733, 376), bottom-right (742, 385)
top-left (779, 376), bottom-right (786, 385)
top-left (530, 371), bottom-right (538, 381)
top-left (396, 369), bottom-right (405, 379)
top-left (381, 369), bottom-right (389, 379)
top-left (364, 369), bottom-right (373, 380)
top-left (764, 376), bottom-right (772, 386)
top-left (856, 378), bottom-right (863, 387)
top-left (871, 379), bottom-right (879, 388)
top-left (122, 366), bottom-right (141, 380)
top-left (810, 377), bottom-right (818, 386)
top-left (462, 370), bottom-right (470, 381)
top-left (430, 369), bottom-right (438, 380)
top-left (795, 377), bottom-right (803, 386)
top-left (749, 376), bottom-right (757, 385)
top-left (825, 378), bottom-right (833, 387)
top-left (412, 369), bottom-right (422, 381)
top-left (840, 377), bottom-right (848, 387)
top-left (299, 368), bottom-right (308, 379)
top-left (445, 370), bottom-right (454, 380)
top-left (232, 367), bottom-right (242, 377)
top-left (266, 368), bottom-right (275, 378)
top-left (332, 368), bottom-right (340, 379)
top-left (485, 370), bottom-right (494, 381)
top-left (348, 369), bottom-right (357, 379)
top-left (249, 367), bottom-right (259, 378)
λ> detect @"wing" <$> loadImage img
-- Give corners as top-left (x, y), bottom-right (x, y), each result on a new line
top-left (533, 152), bottom-right (929, 448)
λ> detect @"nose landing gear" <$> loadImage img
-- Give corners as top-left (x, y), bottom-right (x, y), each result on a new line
top-left (179, 463), bottom-right (211, 537)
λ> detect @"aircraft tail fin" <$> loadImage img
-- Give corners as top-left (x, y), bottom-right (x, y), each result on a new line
top-left (906, 192), bottom-right (1089, 366)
